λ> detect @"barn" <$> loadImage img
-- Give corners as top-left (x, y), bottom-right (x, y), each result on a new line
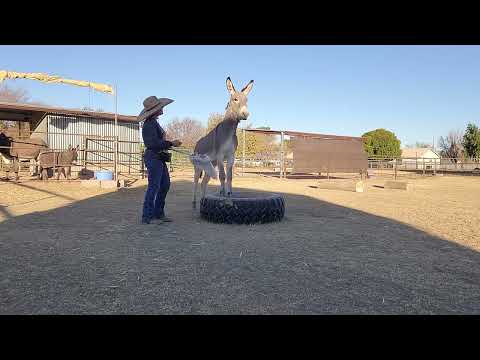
top-left (401, 148), bottom-right (440, 169)
top-left (245, 128), bottom-right (368, 178)
top-left (0, 101), bottom-right (141, 177)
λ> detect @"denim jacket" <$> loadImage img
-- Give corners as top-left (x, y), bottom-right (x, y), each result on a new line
top-left (142, 118), bottom-right (172, 160)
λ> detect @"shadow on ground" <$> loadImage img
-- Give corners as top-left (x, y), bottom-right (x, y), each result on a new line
top-left (1, 180), bottom-right (479, 314)
top-left (243, 171), bottom-right (352, 180)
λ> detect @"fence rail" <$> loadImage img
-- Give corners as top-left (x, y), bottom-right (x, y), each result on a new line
top-left (2, 128), bottom-right (480, 180)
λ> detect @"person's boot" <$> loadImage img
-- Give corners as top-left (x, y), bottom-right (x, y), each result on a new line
top-left (156, 215), bottom-right (173, 223)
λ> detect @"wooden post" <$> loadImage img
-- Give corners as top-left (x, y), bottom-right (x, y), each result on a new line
top-left (128, 143), bottom-right (131, 175)
top-left (394, 158), bottom-right (397, 180)
top-left (423, 159), bottom-right (426, 176)
top-left (83, 137), bottom-right (88, 170)
top-left (114, 136), bottom-right (119, 180)
top-left (53, 150), bottom-right (56, 180)
top-left (242, 128), bottom-right (246, 176)
top-left (280, 131), bottom-right (285, 179)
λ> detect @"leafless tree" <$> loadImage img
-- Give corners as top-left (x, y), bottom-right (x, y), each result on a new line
top-left (0, 84), bottom-right (31, 103)
top-left (438, 130), bottom-right (464, 162)
top-left (165, 117), bottom-right (205, 149)
top-left (0, 84), bottom-right (45, 129)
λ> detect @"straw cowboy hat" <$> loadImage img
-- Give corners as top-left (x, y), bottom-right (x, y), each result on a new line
top-left (137, 96), bottom-right (174, 122)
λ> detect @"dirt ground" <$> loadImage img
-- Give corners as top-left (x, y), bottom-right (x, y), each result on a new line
top-left (1, 173), bottom-right (480, 314)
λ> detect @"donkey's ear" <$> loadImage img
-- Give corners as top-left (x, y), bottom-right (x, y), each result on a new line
top-left (68, 145), bottom-right (72, 150)
top-left (76, 145), bottom-right (79, 150)
top-left (226, 77), bottom-right (236, 95)
top-left (241, 80), bottom-right (254, 96)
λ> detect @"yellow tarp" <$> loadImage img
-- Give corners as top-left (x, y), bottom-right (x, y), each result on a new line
top-left (0, 70), bottom-right (114, 95)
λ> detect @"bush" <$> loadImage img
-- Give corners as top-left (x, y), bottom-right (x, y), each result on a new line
top-left (362, 128), bottom-right (401, 158)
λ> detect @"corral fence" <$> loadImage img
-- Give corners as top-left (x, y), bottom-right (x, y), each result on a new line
top-left (367, 156), bottom-right (480, 179)
top-left (0, 130), bottom-right (145, 180)
top-left (2, 129), bottom-right (480, 181)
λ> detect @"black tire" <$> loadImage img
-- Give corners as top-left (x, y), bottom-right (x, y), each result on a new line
top-left (200, 191), bottom-right (285, 224)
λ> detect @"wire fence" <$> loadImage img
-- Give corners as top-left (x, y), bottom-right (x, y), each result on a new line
top-left (2, 129), bottom-right (480, 181)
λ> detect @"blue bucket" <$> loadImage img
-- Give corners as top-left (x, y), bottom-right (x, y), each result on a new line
top-left (95, 171), bottom-right (113, 181)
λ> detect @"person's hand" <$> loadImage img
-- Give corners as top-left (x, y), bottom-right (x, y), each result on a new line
top-left (171, 139), bottom-right (182, 147)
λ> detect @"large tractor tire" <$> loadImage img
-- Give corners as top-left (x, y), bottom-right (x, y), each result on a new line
top-left (200, 192), bottom-right (285, 224)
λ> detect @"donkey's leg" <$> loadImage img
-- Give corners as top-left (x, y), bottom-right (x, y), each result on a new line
top-left (59, 167), bottom-right (67, 180)
top-left (192, 167), bottom-right (201, 209)
top-left (226, 155), bottom-right (235, 197)
top-left (29, 159), bottom-right (35, 176)
top-left (13, 159), bottom-right (19, 181)
top-left (217, 160), bottom-right (226, 196)
top-left (200, 173), bottom-right (211, 200)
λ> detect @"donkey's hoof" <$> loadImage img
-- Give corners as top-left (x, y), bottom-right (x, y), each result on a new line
top-left (192, 201), bottom-right (197, 209)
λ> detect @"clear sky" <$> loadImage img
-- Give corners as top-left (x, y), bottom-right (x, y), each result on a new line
top-left (1, 45), bottom-right (479, 147)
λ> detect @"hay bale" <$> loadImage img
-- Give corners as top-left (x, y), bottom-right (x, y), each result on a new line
top-left (384, 180), bottom-right (411, 190)
top-left (317, 180), bottom-right (364, 193)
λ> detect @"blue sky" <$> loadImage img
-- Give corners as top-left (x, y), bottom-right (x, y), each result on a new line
top-left (1, 45), bottom-right (479, 146)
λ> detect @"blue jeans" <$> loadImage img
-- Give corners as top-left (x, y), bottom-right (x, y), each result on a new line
top-left (142, 157), bottom-right (170, 222)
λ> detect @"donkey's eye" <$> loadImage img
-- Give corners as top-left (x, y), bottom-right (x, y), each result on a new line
top-left (234, 98), bottom-right (239, 102)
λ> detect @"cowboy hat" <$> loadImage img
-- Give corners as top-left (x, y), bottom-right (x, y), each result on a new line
top-left (137, 96), bottom-right (174, 122)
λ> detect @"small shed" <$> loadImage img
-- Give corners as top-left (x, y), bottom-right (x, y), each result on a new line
top-left (401, 148), bottom-right (440, 164)
top-left (0, 101), bottom-right (140, 174)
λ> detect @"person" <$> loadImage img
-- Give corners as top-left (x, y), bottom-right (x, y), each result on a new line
top-left (138, 96), bottom-right (182, 224)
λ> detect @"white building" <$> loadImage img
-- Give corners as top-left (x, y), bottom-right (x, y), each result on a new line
top-left (400, 148), bottom-right (440, 169)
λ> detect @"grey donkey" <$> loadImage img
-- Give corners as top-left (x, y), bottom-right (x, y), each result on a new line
top-left (38, 145), bottom-right (79, 181)
top-left (192, 77), bottom-right (254, 208)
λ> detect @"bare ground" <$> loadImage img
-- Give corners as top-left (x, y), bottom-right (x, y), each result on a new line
top-left (1, 173), bottom-right (479, 314)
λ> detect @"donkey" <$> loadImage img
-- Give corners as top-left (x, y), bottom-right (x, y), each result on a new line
top-left (38, 145), bottom-right (79, 181)
top-left (192, 77), bottom-right (254, 208)
top-left (0, 132), bottom-right (48, 181)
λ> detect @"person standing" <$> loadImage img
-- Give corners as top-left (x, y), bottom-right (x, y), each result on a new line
top-left (138, 96), bottom-right (182, 224)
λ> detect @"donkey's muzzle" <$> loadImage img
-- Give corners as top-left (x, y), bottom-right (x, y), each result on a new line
top-left (240, 111), bottom-right (250, 120)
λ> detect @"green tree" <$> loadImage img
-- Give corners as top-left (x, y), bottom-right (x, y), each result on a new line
top-left (361, 128), bottom-right (401, 158)
top-left (463, 123), bottom-right (480, 160)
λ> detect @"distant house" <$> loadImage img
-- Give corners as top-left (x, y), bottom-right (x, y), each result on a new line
top-left (401, 148), bottom-right (440, 169)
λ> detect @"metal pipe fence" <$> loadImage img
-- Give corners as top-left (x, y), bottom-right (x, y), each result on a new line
top-left (3, 128), bottom-right (480, 180)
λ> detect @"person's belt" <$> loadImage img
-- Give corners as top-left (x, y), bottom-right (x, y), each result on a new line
top-left (145, 149), bottom-right (171, 162)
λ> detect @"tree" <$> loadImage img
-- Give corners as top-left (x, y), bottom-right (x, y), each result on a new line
top-left (165, 117), bottom-right (205, 149)
top-left (0, 84), bottom-right (45, 129)
top-left (405, 142), bottom-right (432, 149)
top-left (438, 129), bottom-right (464, 162)
top-left (207, 113), bottom-right (224, 133)
top-left (361, 128), bottom-right (401, 158)
top-left (463, 123), bottom-right (480, 160)
top-left (0, 84), bottom-right (30, 103)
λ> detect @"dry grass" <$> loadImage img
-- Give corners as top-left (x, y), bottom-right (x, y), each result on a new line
top-left (1, 173), bottom-right (480, 314)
